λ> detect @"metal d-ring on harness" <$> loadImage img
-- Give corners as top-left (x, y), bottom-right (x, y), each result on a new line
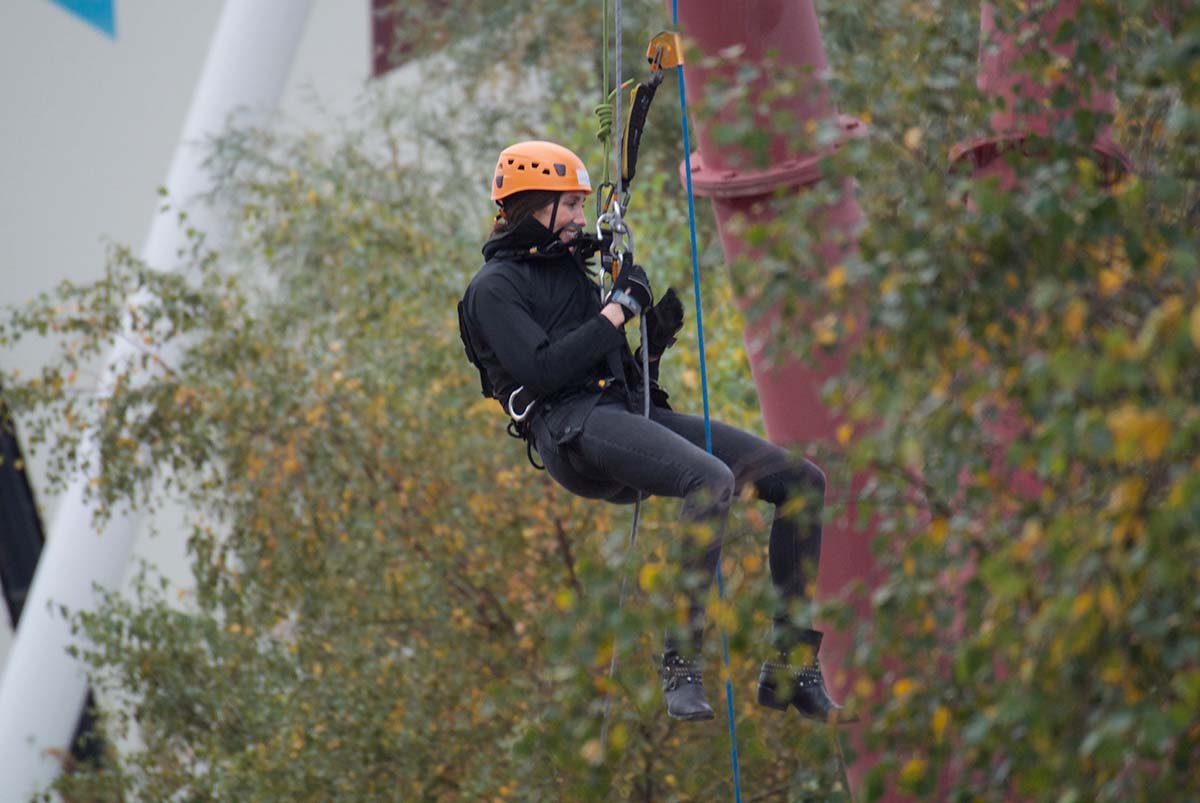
top-left (507, 386), bottom-right (535, 423)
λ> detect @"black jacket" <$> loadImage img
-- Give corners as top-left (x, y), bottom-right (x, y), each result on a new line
top-left (459, 217), bottom-right (663, 446)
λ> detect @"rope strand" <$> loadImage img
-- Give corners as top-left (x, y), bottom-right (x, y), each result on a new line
top-left (673, 1), bottom-right (744, 799)
top-left (614, 0), bottom-right (623, 204)
top-left (597, 6), bottom-right (745, 801)
top-left (597, 0), bottom-right (648, 754)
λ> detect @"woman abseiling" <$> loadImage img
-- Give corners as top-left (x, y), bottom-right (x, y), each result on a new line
top-left (457, 140), bottom-right (848, 723)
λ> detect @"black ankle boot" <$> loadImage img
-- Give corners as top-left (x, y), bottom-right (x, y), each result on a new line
top-left (757, 632), bottom-right (856, 724)
top-left (659, 651), bottom-right (715, 721)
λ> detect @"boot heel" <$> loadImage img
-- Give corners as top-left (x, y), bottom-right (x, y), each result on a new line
top-left (756, 680), bottom-right (791, 711)
top-left (757, 661), bottom-right (792, 711)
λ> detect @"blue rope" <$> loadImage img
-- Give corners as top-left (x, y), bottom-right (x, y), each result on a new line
top-left (673, 2), bottom-right (743, 800)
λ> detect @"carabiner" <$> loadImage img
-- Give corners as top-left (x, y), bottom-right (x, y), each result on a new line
top-left (508, 385), bottom-right (535, 423)
top-left (598, 199), bottom-right (634, 264)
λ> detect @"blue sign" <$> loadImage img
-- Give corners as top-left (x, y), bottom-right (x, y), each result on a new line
top-left (49, 0), bottom-right (116, 39)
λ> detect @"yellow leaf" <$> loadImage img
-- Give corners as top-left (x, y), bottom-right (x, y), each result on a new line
top-left (1106, 476), bottom-right (1146, 514)
top-left (1013, 520), bottom-right (1042, 561)
top-left (1138, 412), bottom-right (1170, 460)
top-left (899, 757), bottom-right (927, 786)
top-left (836, 423), bottom-right (853, 446)
top-left (929, 518), bottom-right (948, 546)
top-left (1098, 585), bottom-right (1119, 617)
top-left (814, 314), bottom-right (839, 346)
top-left (1167, 476), bottom-right (1187, 509)
top-left (825, 265), bottom-right (847, 291)
top-left (932, 705), bottom-right (950, 742)
top-left (893, 677), bottom-right (917, 699)
top-left (1098, 268), bottom-right (1125, 296)
top-left (1190, 304), bottom-right (1200, 350)
top-left (706, 599), bottom-right (737, 631)
top-left (638, 563), bottom-right (662, 592)
top-left (1064, 298), bottom-right (1087, 337)
top-left (1107, 406), bottom-right (1172, 462)
top-left (1071, 592), bottom-right (1094, 620)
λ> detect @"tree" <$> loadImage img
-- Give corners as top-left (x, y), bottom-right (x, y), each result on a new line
top-left (3, 1), bottom-right (1196, 801)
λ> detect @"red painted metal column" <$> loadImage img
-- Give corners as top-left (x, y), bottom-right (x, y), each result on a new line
top-left (950, 1), bottom-right (1133, 506)
top-left (671, 0), bottom-right (875, 763)
top-left (951, 0), bottom-right (1132, 184)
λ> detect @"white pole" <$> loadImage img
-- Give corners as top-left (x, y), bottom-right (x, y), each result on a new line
top-left (0, 1), bottom-right (314, 797)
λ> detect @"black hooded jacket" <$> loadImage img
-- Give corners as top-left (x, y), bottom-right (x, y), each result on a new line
top-left (459, 216), bottom-right (663, 443)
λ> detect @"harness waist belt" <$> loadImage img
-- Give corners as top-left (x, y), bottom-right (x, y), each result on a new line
top-left (502, 376), bottom-right (620, 420)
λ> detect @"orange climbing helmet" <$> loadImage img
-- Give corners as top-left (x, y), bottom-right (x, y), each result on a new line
top-left (491, 140), bottom-right (592, 202)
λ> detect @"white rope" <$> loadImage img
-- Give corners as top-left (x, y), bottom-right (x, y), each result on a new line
top-left (614, 0), bottom-right (623, 204)
top-left (599, 0), bottom-right (649, 754)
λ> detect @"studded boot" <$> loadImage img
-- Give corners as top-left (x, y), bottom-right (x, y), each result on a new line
top-left (659, 651), bottom-right (715, 721)
top-left (757, 630), bottom-right (855, 724)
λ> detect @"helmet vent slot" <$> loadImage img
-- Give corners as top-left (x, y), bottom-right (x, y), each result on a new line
top-left (554, 164), bottom-right (567, 177)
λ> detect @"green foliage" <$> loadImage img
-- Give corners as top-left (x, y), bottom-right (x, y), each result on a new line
top-left (759, 2), bottom-right (1198, 801)
top-left (4, 1), bottom-right (1197, 801)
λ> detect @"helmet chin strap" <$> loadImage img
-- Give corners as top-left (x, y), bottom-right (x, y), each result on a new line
top-left (548, 195), bottom-right (585, 244)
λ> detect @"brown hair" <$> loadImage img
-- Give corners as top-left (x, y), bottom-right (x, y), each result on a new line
top-left (490, 189), bottom-right (560, 236)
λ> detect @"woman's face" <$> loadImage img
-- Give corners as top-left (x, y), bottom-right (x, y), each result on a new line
top-left (533, 191), bottom-right (588, 243)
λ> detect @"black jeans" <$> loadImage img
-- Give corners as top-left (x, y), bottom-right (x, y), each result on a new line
top-left (532, 396), bottom-right (826, 654)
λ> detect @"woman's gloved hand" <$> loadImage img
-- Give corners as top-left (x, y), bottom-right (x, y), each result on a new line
top-left (607, 262), bottom-right (653, 321)
top-left (645, 287), bottom-right (684, 359)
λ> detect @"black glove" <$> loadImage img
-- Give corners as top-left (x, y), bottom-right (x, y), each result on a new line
top-left (606, 262), bottom-right (653, 322)
top-left (645, 287), bottom-right (684, 359)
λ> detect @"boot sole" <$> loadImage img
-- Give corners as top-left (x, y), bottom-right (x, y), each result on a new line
top-left (667, 707), bottom-right (715, 721)
top-left (758, 683), bottom-right (860, 725)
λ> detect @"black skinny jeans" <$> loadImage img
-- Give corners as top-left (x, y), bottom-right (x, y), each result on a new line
top-left (533, 395), bottom-right (826, 654)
